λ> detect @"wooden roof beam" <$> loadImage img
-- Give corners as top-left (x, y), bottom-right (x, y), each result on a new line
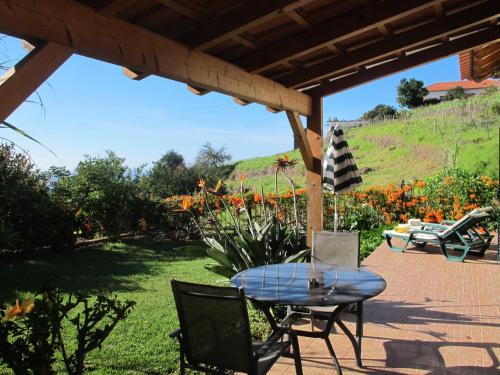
top-left (279, 1), bottom-right (499, 88)
top-left (236, 0), bottom-right (445, 73)
top-left (305, 25), bottom-right (500, 98)
top-left (0, 42), bottom-right (72, 123)
top-left (0, 0), bottom-right (312, 116)
top-left (179, 0), bottom-right (316, 51)
top-left (286, 110), bottom-right (314, 171)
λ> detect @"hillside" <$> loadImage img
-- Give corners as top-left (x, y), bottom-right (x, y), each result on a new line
top-left (226, 89), bottom-right (500, 192)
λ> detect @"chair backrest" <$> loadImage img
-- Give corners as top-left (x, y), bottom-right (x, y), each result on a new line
top-left (440, 211), bottom-right (489, 238)
top-left (171, 280), bottom-right (254, 373)
top-left (312, 231), bottom-right (360, 267)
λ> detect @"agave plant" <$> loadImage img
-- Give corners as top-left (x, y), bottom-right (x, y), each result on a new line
top-left (179, 164), bottom-right (309, 279)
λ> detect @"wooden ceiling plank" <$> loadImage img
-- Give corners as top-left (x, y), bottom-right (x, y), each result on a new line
top-left (181, 0), bottom-right (315, 51)
top-left (155, 0), bottom-right (212, 21)
top-left (236, 0), bottom-right (445, 73)
top-left (286, 110), bottom-right (314, 171)
top-left (305, 26), bottom-right (500, 98)
top-left (0, 42), bottom-right (72, 123)
top-left (98, 0), bottom-right (138, 17)
top-left (0, 0), bottom-right (312, 116)
top-left (280, 1), bottom-right (499, 88)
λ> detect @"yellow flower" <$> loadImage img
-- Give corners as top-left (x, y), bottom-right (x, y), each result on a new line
top-left (198, 178), bottom-right (206, 189)
top-left (180, 196), bottom-right (194, 210)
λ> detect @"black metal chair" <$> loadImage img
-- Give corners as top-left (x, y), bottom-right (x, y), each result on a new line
top-left (170, 280), bottom-right (303, 375)
top-left (289, 231), bottom-right (363, 374)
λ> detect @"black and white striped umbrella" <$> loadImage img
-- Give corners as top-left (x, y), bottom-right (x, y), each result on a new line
top-left (323, 125), bottom-right (362, 230)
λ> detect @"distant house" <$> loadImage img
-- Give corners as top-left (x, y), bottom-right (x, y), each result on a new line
top-left (425, 79), bottom-right (500, 100)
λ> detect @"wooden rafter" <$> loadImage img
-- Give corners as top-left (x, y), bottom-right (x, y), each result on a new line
top-left (187, 85), bottom-right (209, 96)
top-left (0, 0), bottom-right (312, 116)
top-left (236, 0), bottom-right (445, 73)
top-left (179, 0), bottom-right (316, 51)
top-left (0, 42), bottom-right (72, 123)
top-left (286, 111), bottom-right (314, 171)
top-left (279, 0), bottom-right (499, 88)
top-left (305, 26), bottom-right (500, 98)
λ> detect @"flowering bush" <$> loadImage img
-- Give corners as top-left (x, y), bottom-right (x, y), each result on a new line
top-left (172, 168), bottom-right (498, 233)
top-left (0, 285), bottom-right (135, 374)
top-left (325, 168), bottom-right (498, 228)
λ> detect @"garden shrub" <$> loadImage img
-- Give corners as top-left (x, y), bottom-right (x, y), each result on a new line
top-left (0, 284), bottom-right (135, 374)
top-left (0, 144), bottom-right (73, 253)
top-left (51, 151), bottom-right (148, 240)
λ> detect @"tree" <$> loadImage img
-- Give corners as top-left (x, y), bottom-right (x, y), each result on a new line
top-left (396, 78), bottom-right (428, 108)
top-left (0, 143), bottom-right (73, 251)
top-left (145, 150), bottom-right (196, 197)
top-left (53, 151), bottom-right (140, 239)
top-left (443, 86), bottom-right (470, 101)
top-left (193, 143), bottom-right (232, 186)
top-left (361, 104), bottom-right (398, 121)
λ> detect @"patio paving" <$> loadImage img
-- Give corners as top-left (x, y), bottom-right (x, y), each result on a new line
top-left (271, 235), bottom-right (499, 375)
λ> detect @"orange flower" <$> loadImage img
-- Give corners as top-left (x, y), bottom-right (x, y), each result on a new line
top-left (239, 174), bottom-right (246, 183)
top-left (2, 298), bottom-right (34, 323)
top-left (295, 188), bottom-right (306, 196)
top-left (229, 196), bottom-right (244, 208)
top-left (209, 180), bottom-right (222, 194)
top-left (415, 181), bottom-right (425, 188)
top-left (198, 178), bottom-right (206, 189)
top-left (253, 193), bottom-right (262, 204)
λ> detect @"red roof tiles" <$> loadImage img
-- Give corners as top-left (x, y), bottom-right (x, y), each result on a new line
top-left (426, 79), bottom-right (500, 92)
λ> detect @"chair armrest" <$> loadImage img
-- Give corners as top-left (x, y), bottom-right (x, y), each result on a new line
top-left (169, 328), bottom-right (182, 339)
top-left (254, 327), bottom-right (288, 358)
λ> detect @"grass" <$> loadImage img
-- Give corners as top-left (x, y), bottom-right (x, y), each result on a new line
top-left (0, 239), bottom-right (220, 374)
top-left (225, 91), bottom-right (500, 192)
top-left (0, 233), bottom-right (386, 374)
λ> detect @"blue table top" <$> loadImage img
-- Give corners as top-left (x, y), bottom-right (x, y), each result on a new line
top-left (231, 263), bottom-right (386, 306)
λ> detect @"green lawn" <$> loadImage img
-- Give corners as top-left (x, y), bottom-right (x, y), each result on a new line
top-left (0, 239), bottom-right (220, 374)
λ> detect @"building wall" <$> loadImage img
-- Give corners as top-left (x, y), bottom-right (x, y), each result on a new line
top-left (424, 88), bottom-right (486, 100)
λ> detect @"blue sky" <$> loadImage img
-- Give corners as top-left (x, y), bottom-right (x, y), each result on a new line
top-left (1, 35), bottom-right (460, 171)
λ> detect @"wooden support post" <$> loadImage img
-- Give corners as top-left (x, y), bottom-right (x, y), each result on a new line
top-left (286, 110), bottom-right (314, 171)
top-left (0, 42), bottom-right (72, 123)
top-left (306, 95), bottom-right (323, 246)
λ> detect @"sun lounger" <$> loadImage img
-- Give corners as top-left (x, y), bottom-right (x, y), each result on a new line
top-left (383, 208), bottom-right (493, 262)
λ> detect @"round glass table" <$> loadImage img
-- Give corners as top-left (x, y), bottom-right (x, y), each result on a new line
top-left (231, 263), bottom-right (386, 375)
top-left (231, 262), bottom-right (386, 306)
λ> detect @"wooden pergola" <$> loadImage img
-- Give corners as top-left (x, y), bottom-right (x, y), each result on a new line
top-left (0, 0), bottom-right (499, 244)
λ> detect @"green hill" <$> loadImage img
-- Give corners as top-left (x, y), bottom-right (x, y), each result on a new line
top-left (226, 89), bottom-right (500, 192)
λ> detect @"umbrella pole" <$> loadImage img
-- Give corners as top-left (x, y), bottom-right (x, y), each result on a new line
top-left (334, 193), bottom-right (338, 232)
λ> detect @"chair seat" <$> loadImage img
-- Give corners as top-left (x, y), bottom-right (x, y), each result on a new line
top-left (253, 339), bottom-right (290, 375)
